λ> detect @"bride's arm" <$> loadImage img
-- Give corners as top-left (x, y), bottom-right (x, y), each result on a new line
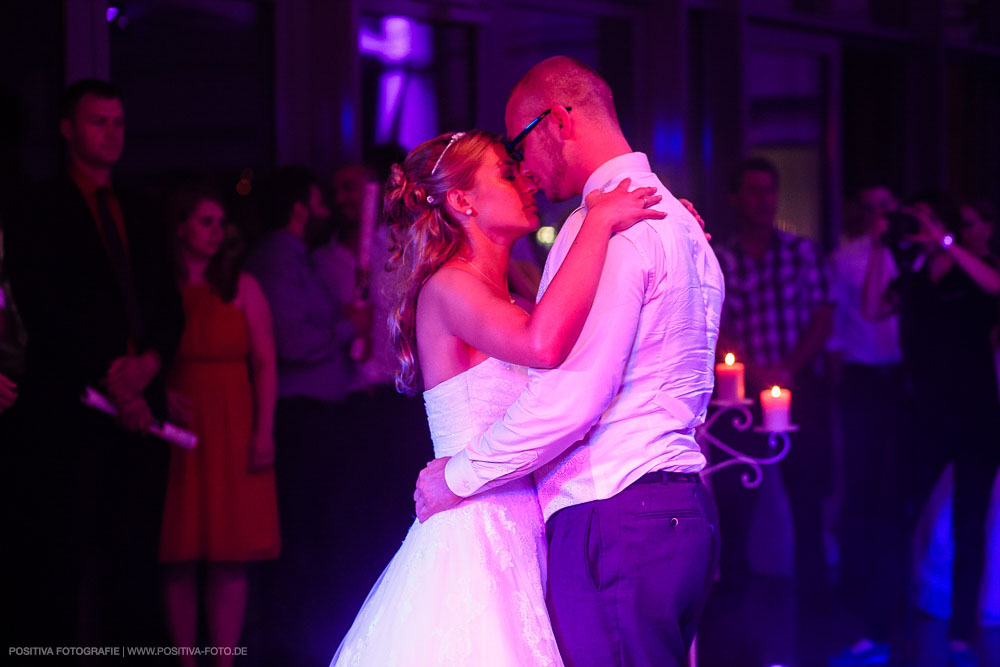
top-left (423, 179), bottom-right (664, 368)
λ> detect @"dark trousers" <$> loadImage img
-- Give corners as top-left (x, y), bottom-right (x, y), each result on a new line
top-left (3, 397), bottom-right (170, 664)
top-left (906, 386), bottom-right (1000, 642)
top-left (838, 362), bottom-right (907, 641)
top-left (545, 474), bottom-right (720, 667)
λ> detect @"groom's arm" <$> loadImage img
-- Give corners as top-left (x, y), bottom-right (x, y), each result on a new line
top-left (443, 233), bottom-right (647, 497)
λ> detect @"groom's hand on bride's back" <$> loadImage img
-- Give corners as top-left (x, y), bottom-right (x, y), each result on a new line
top-left (415, 457), bottom-right (462, 522)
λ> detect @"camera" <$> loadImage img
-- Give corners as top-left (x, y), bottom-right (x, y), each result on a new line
top-left (880, 210), bottom-right (919, 248)
top-left (880, 210), bottom-right (922, 269)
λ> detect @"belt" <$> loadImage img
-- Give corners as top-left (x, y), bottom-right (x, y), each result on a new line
top-left (634, 470), bottom-right (701, 485)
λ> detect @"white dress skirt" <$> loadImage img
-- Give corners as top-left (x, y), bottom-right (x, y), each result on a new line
top-left (330, 358), bottom-right (563, 666)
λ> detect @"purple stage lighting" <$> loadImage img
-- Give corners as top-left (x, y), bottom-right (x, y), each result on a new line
top-left (654, 121), bottom-right (684, 163)
top-left (106, 7), bottom-right (119, 22)
top-left (360, 15), bottom-right (414, 63)
top-left (359, 14), bottom-right (437, 149)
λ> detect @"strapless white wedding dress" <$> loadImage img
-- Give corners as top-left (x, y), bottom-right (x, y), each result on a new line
top-left (330, 358), bottom-right (563, 666)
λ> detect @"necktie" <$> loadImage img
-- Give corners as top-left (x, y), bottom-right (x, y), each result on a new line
top-left (95, 187), bottom-right (143, 342)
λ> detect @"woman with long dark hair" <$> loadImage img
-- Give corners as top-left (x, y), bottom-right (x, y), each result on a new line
top-left (159, 184), bottom-right (280, 667)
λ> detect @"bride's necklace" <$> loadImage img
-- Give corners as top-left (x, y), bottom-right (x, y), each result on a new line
top-left (457, 257), bottom-right (515, 304)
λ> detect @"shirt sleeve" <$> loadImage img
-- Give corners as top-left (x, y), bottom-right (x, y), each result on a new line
top-left (444, 234), bottom-right (647, 497)
top-left (253, 259), bottom-right (344, 364)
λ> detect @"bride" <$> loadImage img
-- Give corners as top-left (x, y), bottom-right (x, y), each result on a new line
top-left (330, 129), bottom-right (664, 666)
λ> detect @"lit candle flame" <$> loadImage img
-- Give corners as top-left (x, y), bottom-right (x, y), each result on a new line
top-left (724, 353), bottom-right (735, 366)
top-left (770, 385), bottom-right (782, 398)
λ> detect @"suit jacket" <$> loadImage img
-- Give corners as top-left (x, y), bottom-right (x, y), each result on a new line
top-left (4, 172), bottom-right (184, 419)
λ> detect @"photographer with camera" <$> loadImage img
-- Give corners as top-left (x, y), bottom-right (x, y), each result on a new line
top-left (827, 184), bottom-right (908, 667)
top-left (861, 192), bottom-right (999, 666)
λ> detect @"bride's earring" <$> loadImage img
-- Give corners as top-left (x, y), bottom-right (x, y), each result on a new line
top-left (465, 208), bottom-right (473, 216)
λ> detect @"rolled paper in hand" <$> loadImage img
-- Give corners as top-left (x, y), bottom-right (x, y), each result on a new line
top-left (715, 353), bottom-right (745, 403)
top-left (155, 421), bottom-right (199, 449)
top-left (82, 386), bottom-right (198, 449)
top-left (760, 385), bottom-right (792, 431)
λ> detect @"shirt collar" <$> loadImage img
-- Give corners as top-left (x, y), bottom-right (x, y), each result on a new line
top-left (68, 161), bottom-right (113, 197)
top-left (580, 152), bottom-right (651, 207)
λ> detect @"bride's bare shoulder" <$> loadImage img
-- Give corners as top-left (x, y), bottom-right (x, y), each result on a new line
top-left (420, 263), bottom-right (479, 306)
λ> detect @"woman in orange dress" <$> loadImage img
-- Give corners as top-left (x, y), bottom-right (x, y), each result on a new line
top-left (159, 184), bottom-right (279, 666)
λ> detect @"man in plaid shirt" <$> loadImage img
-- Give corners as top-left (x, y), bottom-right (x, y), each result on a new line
top-left (713, 157), bottom-right (835, 609)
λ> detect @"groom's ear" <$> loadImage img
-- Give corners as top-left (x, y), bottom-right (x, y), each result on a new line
top-left (550, 105), bottom-right (574, 141)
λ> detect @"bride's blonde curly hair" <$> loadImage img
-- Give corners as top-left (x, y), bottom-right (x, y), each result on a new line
top-left (384, 129), bottom-right (502, 395)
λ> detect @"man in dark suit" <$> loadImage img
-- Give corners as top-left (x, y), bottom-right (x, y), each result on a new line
top-left (3, 79), bottom-right (183, 657)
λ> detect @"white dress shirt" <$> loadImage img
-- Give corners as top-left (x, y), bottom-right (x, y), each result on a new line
top-left (828, 235), bottom-right (901, 365)
top-left (445, 152), bottom-right (725, 521)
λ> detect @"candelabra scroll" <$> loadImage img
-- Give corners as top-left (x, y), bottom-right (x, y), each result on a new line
top-left (698, 400), bottom-right (796, 489)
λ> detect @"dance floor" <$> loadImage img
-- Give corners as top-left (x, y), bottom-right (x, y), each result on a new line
top-left (697, 574), bottom-right (1000, 667)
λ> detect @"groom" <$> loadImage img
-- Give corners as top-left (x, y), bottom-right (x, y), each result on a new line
top-left (415, 56), bottom-right (723, 666)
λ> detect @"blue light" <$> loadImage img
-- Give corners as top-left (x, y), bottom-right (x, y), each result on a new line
top-left (341, 102), bottom-right (355, 147)
top-left (106, 7), bottom-right (119, 22)
top-left (653, 121), bottom-right (684, 163)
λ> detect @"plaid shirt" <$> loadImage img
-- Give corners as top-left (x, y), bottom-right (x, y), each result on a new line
top-left (715, 230), bottom-right (831, 368)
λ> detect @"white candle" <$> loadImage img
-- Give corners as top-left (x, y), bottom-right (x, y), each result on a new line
top-left (715, 353), bottom-right (745, 403)
top-left (760, 385), bottom-right (792, 431)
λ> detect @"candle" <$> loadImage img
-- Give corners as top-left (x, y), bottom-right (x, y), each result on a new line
top-left (760, 385), bottom-right (792, 431)
top-left (715, 353), bottom-right (745, 403)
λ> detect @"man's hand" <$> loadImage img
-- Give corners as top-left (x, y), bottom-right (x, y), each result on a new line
top-left (679, 198), bottom-right (710, 241)
top-left (105, 352), bottom-right (160, 404)
top-left (0, 372), bottom-right (17, 413)
top-left (903, 203), bottom-right (948, 248)
top-left (414, 457), bottom-right (462, 522)
top-left (118, 395), bottom-right (154, 432)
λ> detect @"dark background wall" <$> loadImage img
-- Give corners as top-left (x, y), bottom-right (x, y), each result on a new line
top-left (0, 0), bottom-right (64, 206)
top-left (2, 0), bottom-right (998, 245)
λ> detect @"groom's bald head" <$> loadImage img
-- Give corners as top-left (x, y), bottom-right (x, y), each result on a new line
top-left (505, 56), bottom-right (619, 131)
top-left (504, 57), bottom-right (631, 202)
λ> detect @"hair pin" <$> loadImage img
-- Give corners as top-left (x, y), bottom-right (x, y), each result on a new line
top-left (431, 132), bottom-right (467, 176)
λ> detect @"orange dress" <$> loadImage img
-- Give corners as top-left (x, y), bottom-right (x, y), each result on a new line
top-left (160, 283), bottom-right (280, 562)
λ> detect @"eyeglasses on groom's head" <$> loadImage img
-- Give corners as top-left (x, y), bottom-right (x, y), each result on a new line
top-left (504, 106), bottom-right (571, 163)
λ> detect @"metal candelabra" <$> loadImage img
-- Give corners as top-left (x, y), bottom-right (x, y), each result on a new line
top-left (698, 399), bottom-right (797, 488)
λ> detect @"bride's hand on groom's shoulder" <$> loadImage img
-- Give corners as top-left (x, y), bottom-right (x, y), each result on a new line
top-left (415, 457), bottom-right (462, 523)
top-left (584, 178), bottom-right (666, 234)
